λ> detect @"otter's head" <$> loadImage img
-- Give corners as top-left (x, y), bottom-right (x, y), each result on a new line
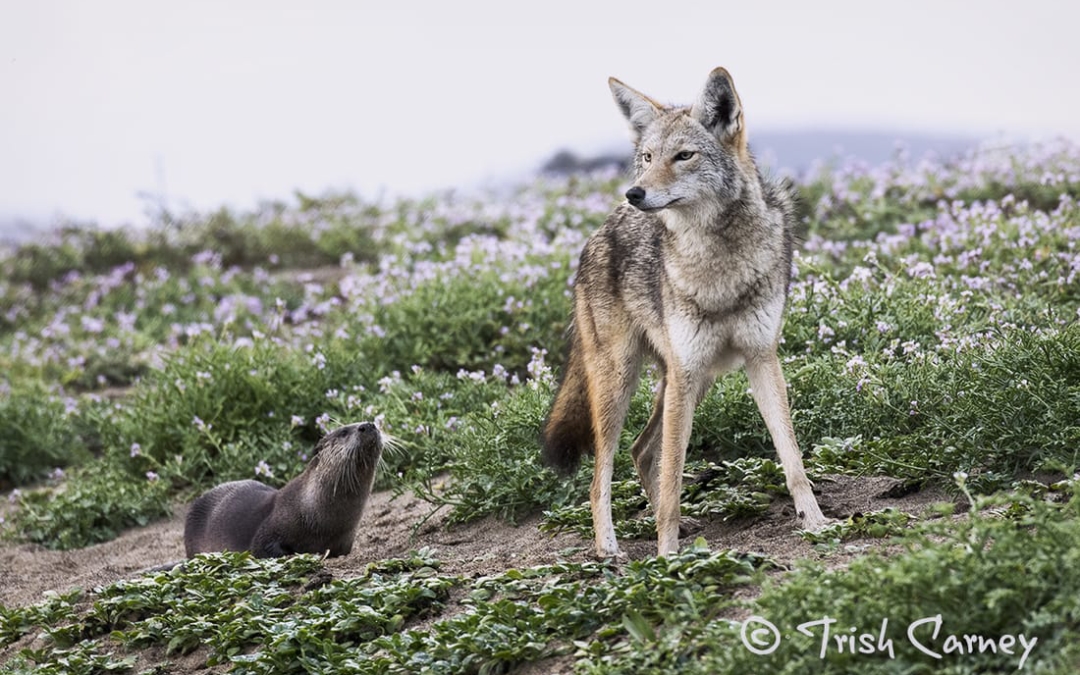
top-left (307, 422), bottom-right (384, 498)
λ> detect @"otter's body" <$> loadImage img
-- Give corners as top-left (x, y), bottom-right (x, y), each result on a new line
top-left (184, 422), bottom-right (382, 559)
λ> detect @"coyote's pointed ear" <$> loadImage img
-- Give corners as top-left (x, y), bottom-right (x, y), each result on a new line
top-left (609, 77), bottom-right (662, 141)
top-left (690, 67), bottom-right (744, 143)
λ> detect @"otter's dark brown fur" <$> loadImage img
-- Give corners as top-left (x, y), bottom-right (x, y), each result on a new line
top-left (184, 422), bottom-right (382, 558)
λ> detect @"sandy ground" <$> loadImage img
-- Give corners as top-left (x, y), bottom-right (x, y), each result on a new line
top-left (0, 474), bottom-right (954, 670)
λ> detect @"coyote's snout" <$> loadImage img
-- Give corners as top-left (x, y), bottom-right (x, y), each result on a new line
top-left (541, 67), bottom-right (828, 559)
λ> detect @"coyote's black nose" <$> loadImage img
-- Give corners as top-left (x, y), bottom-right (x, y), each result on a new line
top-left (625, 186), bottom-right (646, 206)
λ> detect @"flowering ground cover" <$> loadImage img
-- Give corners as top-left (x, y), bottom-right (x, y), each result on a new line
top-left (2, 141), bottom-right (1080, 673)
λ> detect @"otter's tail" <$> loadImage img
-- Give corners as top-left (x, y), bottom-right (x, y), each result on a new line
top-left (540, 326), bottom-right (594, 476)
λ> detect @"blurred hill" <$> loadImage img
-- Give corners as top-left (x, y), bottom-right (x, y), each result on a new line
top-left (541, 129), bottom-right (978, 176)
top-left (0, 130), bottom-right (979, 244)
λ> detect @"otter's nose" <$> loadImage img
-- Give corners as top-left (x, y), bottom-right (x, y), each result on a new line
top-left (357, 422), bottom-right (376, 436)
top-left (625, 186), bottom-right (646, 206)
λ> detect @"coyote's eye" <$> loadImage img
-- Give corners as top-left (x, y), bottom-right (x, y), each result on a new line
top-left (642, 151), bottom-right (652, 164)
top-left (675, 150), bottom-right (696, 161)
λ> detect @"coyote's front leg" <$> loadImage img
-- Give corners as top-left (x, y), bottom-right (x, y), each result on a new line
top-left (744, 352), bottom-right (827, 531)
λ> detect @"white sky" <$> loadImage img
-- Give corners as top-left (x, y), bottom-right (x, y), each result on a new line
top-left (2, 0), bottom-right (1078, 226)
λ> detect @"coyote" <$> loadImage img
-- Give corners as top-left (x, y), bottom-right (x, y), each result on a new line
top-left (541, 67), bottom-right (828, 558)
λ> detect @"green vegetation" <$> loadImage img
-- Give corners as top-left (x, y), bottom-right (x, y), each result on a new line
top-left (578, 490), bottom-right (1080, 674)
top-left (3, 140), bottom-right (1080, 671)
top-left (3, 494), bottom-right (1078, 673)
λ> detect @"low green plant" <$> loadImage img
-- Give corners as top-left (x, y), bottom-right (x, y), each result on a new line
top-left (370, 542), bottom-right (765, 674)
top-left (351, 256), bottom-right (573, 380)
top-left (10, 462), bottom-right (172, 550)
top-left (799, 507), bottom-right (914, 545)
top-left (0, 590), bottom-right (83, 649)
top-left (0, 383), bottom-right (88, 488)
top-left (1, 644), bottom-right (136, 675)
top-left (790, 323), bottom-right (1080, 489)
top-left (414, 375), bottom-right (597, 526)
top-left (125, 552), bottom-right (451, 670)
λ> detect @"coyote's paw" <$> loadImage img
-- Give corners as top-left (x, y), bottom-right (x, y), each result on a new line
top-left (594, 529), bottom-right (625, 562)
top-left (594, 546), bottom-right (627, 563)
top-left (792, 493), bottom-right (831, 532)
top-left (796, 510), bottom-right (833, 533)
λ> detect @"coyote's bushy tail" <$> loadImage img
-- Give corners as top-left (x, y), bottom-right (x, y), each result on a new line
top-left (540, 326), bottom-right (594, 476)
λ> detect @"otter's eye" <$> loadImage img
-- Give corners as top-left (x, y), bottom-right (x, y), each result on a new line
top-left (675, 150), bottom-right (696, 161)
top-left (642, 151), bottom-right (652, 164)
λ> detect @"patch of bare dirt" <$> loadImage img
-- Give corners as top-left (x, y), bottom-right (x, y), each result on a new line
top-left (1, 474), bottom-right (954, 611)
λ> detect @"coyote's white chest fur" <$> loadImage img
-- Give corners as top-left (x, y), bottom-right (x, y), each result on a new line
top-left (657, 203), bottom-right (788, 369)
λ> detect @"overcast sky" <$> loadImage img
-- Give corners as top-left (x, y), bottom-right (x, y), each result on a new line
top-left (2, 0), bottom-right (1078, 227)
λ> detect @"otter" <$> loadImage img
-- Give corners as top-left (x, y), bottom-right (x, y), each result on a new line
top-left (184, 422), bottom-right (383, 559)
